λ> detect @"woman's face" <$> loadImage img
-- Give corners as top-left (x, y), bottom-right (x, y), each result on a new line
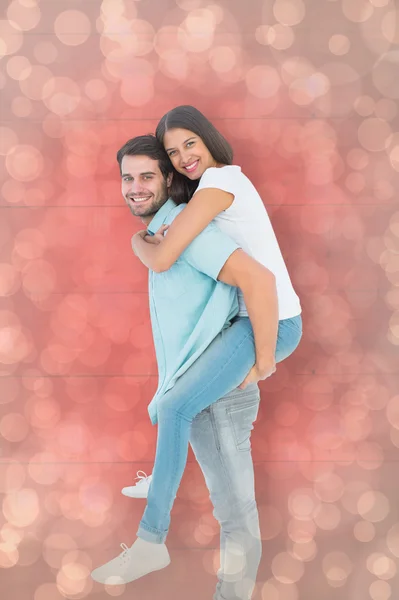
top-left (163, 128), bottom-right (216, 180)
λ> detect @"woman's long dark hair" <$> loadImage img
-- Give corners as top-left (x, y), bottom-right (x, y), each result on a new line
top-left (156, 105), bottom-right (234, 203)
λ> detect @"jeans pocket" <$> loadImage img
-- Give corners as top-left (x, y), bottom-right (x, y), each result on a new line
top-left (226, 396), bottom-right (260, 452)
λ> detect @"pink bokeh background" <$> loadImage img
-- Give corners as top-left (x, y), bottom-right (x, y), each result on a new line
top-left (1, 0), bottom-right (399, 599)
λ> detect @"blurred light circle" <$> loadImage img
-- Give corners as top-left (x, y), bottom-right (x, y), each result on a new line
top-left (0, 127), bottom-right (18, 156)
top-left (386, 395), bottom-right (399, 429)
top-left (120, 59), bottom-right (154, 106)
top-left (28, 453), bottom-right (61, 485)
top-left (346, 148), bottom-right (369, 170)
top-left (358, 491), bottom-right (390, 522)
top-left (329, 34), bottom-right (350, 55)
top-left (34, 583), bottom-right (64, 600)
top-left (342, 0), bottom-right (373, 22)
top-left (354, 520), bottom-right (376, 542)
top-left (85, 78), bottom-right (107, 101)
top-left (0, 20), bottom-right (24, 55)
top-left (322, 552), bottom-right (352, 584)
top-left (381, 10), bottom-right (399, 44)
top-left (209, 46), bottom-right (237, 73)
top-left (314, 473), bottom-right (344, 503)
top-left (3, 488), bottom-right (40, 527)
top-left (19, 65), bottom-right (53, 100)
top-left (14, 229), bottom-right (46, 260)
top-left (176, 0), bottom-right (202, 9)
top-left (271, 552), bottom-right (305, 583)
top-left (246, 65), bottom-right (281, 98)
top-left (375, 98), bottom-right (397, 121)
top-left (0, 543), bottom-right (19, 568)
top-left (0, 413), bottom-right (29, 442)
top-left (358, 118), bottom-right (392, 152)
top-left (273, 0), bottom-right (305, 26)
top-left (0, 374), bottom-right (20, 407)
top-left (12, 96), bottom-right (32, 117)
top-left (289, 73), bottom-right (330, 105)
top-left (7, 0), bottom-right (41, 31)
top-left (270, 24), bottom-right (295, 50)
top-left (261, 579), bottom-right (299, 600)
top-left (314, 503), bottom-right (341, 530)
top-left (42, 76), bottom-right (81, 116)
top-left (291, 539), bottom-right (317, 562)
top-left (7, 55), bottom-right (32, 80)
top-left (354, 95), bottom-right (375, 116)
top-left (346, 172), bottom-right (365, 194)
top-left (54, 10), bottom-right (91, 46)
top-left (372, 52), bottom-right (399, 99)
top-left (369, 581), bottom-right (391, 600)
top-left (288, 489), bottom-right (319, 519)
top-left (0, 462), bottom-right (26, 494)
top-left (33, 40), bottom-right (58, 64)
top-left (367, 553), bottom-right (397, 579)
top-left (389, 145), bottom-right (399, 172)
top-left (22, 259), bottom-right (57, 296)
top-left (386, 523), bottom-right (399, 558)
top-left (287, 518), bottom-right (316, 543)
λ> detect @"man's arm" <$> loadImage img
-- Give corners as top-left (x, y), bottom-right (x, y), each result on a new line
top-left (218, 249), bottom-right (278, 376)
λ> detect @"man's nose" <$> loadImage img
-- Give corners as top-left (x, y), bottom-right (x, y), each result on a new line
top-left (128, 181), bottom-right (144, 194)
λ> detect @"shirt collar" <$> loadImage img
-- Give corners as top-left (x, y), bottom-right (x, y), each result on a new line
top-left (147, 198), bottom-right (177, 235)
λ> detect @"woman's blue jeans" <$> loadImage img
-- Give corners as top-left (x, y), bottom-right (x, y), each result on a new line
top-left (137, 314), bottom-right (302, 543)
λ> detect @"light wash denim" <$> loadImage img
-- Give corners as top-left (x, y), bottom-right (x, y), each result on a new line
top-left (137, 315), bottom-right (302, 555)
top-left (190, 383), bottom-right (262, 600)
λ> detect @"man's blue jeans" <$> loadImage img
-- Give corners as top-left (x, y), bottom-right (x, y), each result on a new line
top-left (190, 383), bottom-right (262, 600)
top-left (137, 315), bottom-right (302, 550)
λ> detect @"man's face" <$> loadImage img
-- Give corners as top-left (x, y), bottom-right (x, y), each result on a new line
top-left (121, 155), bottom-right (171, 222)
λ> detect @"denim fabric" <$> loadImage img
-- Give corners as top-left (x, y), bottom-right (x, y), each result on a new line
top-left (190, 384), bottom-right (262, 600)
top-left (137, 314), bottom-right (302, 549)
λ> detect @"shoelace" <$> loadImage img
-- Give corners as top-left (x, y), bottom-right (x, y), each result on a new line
top-left (119, 543), bottom-right (130, 563)
top-left (134, 470), bottom-right (151, 486)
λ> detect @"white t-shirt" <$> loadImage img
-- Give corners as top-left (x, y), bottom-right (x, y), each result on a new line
top-left (195, 165), bottom-right (301, 320)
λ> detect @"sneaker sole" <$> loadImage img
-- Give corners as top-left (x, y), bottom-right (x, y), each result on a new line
top-left (121, 487), bottom-right (149, 499)
top-left (92, 556), bottom-right (171, 584)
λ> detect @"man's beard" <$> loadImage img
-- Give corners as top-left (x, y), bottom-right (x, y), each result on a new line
top-left (128, 182), bottom-right (169, 218)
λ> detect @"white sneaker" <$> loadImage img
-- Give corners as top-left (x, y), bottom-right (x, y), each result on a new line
top-left (121, 470), bottom-right (152, 498)
top-left (91, 538), bottom-right (170, 585)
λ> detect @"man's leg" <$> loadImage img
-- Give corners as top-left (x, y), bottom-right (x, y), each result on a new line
top-left (190, 383), bottom-right (262, 600)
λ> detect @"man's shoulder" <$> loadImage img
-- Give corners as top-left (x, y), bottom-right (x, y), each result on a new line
top-left (167, 202), bottom-right (187, 223)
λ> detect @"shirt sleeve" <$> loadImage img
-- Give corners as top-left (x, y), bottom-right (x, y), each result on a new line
top-left (181, 222), bottom-right (241, 281)
top-left (195, 166), bottom-right (237, 196)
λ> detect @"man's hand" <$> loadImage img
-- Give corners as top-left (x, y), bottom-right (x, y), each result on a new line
top-left (238, 359), bottom-right (276, 390)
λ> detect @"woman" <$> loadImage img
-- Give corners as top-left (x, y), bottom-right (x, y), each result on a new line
top-left (92, 106), bottom-right (302, 585)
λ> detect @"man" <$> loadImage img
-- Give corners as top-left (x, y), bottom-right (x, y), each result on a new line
top-left (91, 135), bottom-right (277, 599)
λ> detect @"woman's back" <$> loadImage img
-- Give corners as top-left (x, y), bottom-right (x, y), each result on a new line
top-left (196, 165), bottom-right (301, 320)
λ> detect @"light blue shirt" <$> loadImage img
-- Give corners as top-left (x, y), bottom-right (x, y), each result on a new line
top-left (145, 199), bottom-right (240, 424)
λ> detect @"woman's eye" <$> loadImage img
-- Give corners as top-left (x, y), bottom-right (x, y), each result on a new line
top-left (168, 151), bottom-right (176, 157)
top-left (186, 141), bottom-right (194, 147)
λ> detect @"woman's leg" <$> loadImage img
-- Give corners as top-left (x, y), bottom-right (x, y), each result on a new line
top-left (137, 317), bottom-right (255, 543)
top-left (137, 314), bottom-right (302, 543)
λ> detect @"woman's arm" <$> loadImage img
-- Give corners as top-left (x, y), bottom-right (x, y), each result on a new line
top-left (131, 188), bottom-right (234, 272)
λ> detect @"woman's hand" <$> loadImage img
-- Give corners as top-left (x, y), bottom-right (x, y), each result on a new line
top-left (238, 359), bottom-right (276, 390)
top-left (132, 225), bottom-right (169, 254)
